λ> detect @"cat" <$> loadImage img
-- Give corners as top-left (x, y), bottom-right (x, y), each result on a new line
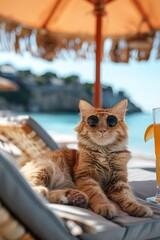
top-left (74, 99), bottom-right (152, 218)
top-left (21, 99), bottom-right (153, 218)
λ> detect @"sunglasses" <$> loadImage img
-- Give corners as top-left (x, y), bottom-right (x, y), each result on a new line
top-left (87, 115), bottom-right (118, 128)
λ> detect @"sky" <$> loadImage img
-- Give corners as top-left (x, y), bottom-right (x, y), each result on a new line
top-left (0, 50), bottom-right (160, 113)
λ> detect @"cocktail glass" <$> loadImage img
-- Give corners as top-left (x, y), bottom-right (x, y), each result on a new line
top-left (146, 108), bottom-right (160, 203)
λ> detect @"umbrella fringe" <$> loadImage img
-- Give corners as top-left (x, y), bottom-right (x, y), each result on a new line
top-left (0, 16), bottom-right (159, 62)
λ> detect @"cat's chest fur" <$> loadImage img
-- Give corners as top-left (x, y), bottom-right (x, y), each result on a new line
top-left (88, 151), bottom-right (114, 189)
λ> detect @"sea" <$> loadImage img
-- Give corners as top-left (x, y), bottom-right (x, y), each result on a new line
top-left (25, 111), bottom-right (155, 159)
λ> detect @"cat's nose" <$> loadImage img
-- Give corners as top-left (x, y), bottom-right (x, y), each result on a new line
top-left (98, 129), bottom-right (106, 134)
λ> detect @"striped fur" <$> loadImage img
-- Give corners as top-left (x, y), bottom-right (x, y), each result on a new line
top-left (21, 149), bottom-right (88, 207)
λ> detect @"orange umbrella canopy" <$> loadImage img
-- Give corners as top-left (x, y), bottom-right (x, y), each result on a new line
top-left (0, 0), bottom-right (159, 36)
top-left (0, 0), bottom-right (160, 106)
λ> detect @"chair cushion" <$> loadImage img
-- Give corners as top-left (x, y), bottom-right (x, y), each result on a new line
top-left (1, 150), bottom-right (160, 240)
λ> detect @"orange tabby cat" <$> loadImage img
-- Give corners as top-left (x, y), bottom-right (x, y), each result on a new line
top-left (21, 99), bottom-right (153, 218)
top-left (74, 99), bottom-right (152, 218)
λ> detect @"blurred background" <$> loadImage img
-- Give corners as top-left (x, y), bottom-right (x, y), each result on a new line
top-left (0, 0), bottom-right (160, 161)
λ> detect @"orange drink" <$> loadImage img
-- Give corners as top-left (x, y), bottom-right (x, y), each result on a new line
top-left (144, 108), bottom-right (160, 202)
top-left (154, 124), bottom-right (160, 189)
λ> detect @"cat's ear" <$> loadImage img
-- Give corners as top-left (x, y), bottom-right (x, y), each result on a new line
top-left (112, 99), bottom-right (128, 119)
top-left (79, 100), bottom-right (95, 117)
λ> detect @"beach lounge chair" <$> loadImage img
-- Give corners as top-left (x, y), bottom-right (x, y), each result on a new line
top-left (1, 116), bottom-right (160, 240)
top-left (0, 115), bottom-right (59, 167)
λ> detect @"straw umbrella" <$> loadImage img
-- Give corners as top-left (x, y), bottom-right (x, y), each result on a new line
top-left (0, 0), bottom-right (160, 107)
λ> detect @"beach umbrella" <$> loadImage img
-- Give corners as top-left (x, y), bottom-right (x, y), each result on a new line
top-left (0, 0), bottom-right (160, 107)
top-left (0, 77), bottom-right (19, 91)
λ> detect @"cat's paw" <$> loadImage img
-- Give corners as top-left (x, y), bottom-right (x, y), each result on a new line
top-left (33, 186), bottom-right (49, 198)
top-left (92, 203), bottom-right (118, 218)
top-left (60, 189), bottom-right (88, 208)
top-left (123, 201), bottom-right (153, 217)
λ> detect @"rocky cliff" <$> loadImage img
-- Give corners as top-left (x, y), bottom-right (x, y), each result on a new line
top-left (0, 68), bottom-right (142, 114)
top-left (27, 84), bottom-right (141, 114)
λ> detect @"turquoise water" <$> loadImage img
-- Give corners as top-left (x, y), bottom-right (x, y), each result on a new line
top-left (27, 112), bottom-right (154, 157)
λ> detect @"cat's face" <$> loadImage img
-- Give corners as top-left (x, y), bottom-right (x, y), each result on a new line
top-left (76, 100), bottom-right (128, 147)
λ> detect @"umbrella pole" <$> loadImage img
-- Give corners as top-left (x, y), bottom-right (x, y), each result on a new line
top-left (94, 3), bottom-right (105, 108)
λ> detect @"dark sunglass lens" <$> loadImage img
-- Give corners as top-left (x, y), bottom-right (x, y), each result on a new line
top-left (87, 115), bottom-right (99, 127)
top-left (107, 115), bottom-right (118, 127)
